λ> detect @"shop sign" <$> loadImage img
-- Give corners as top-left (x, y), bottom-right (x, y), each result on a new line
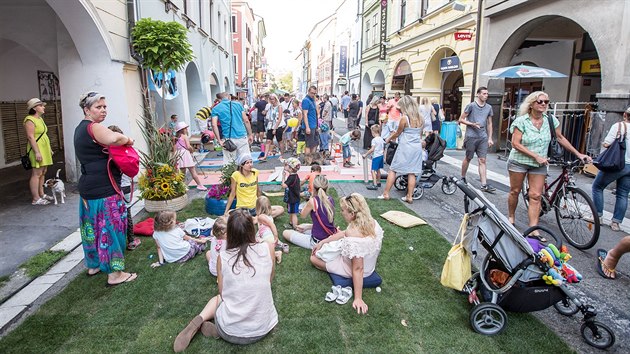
top-left (439, 56), bottom-right (461, 72)
top-left (337, 78), bottom-right (348, 86)
top-left (339, 46), bottom-right (347, 76)
top-left (454, 32), bottom-right (473, 41)
top-left (580, 59), bottom-right (601, 75)
top-left (379, 0), bottom-right (387, 61)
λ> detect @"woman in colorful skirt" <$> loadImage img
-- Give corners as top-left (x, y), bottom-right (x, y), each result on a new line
top-left (73, 91), bottom-right (138, 286)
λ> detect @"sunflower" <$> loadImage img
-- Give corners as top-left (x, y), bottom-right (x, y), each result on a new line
top-left (160, 182), bottom-right (170, 191)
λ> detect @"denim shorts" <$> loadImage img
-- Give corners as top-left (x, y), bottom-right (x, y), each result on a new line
top-left (507, 159), bottom-right (547, 175)
top-left (287, 202), bottom-right (300, 214)
top-left (342, 144), bottom-right (351, 159)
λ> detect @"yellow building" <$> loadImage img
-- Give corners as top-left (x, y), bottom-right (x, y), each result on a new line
top-left (385, 0), bottom-right (479, 120)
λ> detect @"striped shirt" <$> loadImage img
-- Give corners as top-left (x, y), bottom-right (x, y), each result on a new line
top-left (509, 113), bottom-right (559, 167)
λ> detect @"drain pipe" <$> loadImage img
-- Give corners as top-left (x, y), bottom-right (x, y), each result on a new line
top-left (470, 0), bottom-right (483, 101)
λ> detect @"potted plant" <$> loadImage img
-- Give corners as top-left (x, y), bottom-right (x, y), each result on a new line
top-left (205, 161), bottom-right (237, 215)
top-left (137, 116), bottom-right (189, 212)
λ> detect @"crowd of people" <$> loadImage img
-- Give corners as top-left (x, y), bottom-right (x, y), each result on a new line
top-left (20, 86), bottom-right (628, 349)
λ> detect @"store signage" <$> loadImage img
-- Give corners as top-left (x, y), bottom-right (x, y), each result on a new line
top-left (454, 32), bottom-right (473, 41)
top-left (439, 56), bottom-right (461, 72)
top-left (337, 78), bottom-right (348, 86)
top-left (339, 46), bottom-right (347, 76)
top-left (379, 0), bottom-right (387, 61)
top-left (580, 59), bottom-right (601, 75)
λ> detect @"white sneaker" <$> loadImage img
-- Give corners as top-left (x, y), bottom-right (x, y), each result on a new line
top-left (325, 285), bottom-right (342, 302)
top-left (335, 286), bottom-right (353, 305)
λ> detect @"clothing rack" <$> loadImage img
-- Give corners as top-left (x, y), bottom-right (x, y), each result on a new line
top-left (551, 102), bottom-right (600, 160)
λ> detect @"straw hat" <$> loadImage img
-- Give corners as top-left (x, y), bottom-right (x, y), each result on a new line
top-left (175, 121), bottom-right (189, 133)
top-left (26, 98), bottom-right (46, 111)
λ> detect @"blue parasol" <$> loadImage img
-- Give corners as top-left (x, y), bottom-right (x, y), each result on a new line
top-left (482, 65), bottom-right (567, 78)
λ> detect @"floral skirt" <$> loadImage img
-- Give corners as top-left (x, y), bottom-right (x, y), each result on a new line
top-left (79, 194), bottom-right (128, 274)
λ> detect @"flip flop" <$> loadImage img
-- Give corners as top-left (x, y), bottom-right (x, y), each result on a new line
top-left (106, 273), bottom-right (138, 287)
top-left (377, 195), bottom-right (390, 200)
top-left (401, 196), bottom-right (413, 204)
top-left (596, 249), bottom-right (616, 280)
top-left (87, 268), bottom-right (101, 277)
top-left (527, 233), bottom-right (548, 243)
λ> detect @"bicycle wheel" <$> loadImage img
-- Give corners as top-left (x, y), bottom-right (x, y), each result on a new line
top-left (554, 187), bottom-right (600, 249)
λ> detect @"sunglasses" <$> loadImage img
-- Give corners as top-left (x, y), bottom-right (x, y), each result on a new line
top-left (536, 99), bottom-right (550, 105)
top-left (345, 195), bottom-right (355, 210)
top-left (81, 92), bottom-right (98, 106)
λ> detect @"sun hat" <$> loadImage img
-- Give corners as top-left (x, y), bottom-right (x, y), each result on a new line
top-left (175, 121), bottom-right (189, 133)
top-left (237, 153), bottom-right (253, 166)
top-left (284, 157), bottom-right (301, 172)
top-left (26, 98), bottom-right (46, 111)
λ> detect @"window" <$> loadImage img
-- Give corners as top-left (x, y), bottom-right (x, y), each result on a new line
top-left (365, 20), bottom-right (370, 47)
top-left (183, 0), bottom-right (188, 14)
top-left (372, 13), bottom-right (378, 46)
top-left (208, 2), bottom-right (213, 36)
top-left (246, 26), bottom-right (251, 43)
top-left (231, 15), bottom-right (236, 33)
top-left (198, 0), bottom-right (203, 26)
top-left (233, 55), bottom-right (238, 77)
top-left (400, 0), bottom-right (406, 28)
top-left (355, 41), bottom-right (359, 64)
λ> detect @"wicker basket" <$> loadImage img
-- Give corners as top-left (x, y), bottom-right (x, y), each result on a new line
top-left (144, 194), bottom-right (189, 212)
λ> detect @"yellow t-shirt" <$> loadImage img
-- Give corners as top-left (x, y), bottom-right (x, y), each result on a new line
top-left (232, 169), bottom-right (259, 209)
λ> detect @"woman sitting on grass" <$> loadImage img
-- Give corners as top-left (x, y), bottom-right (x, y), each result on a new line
top-left (283, 175), bottom-right (337, 249)
top-left (310, 193), bottom-right (383, 314)
top-left (174, 209), bottom-right (277, 352)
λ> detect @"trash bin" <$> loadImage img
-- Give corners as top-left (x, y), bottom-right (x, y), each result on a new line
top-left (440, 121), bottom-right (458, 149)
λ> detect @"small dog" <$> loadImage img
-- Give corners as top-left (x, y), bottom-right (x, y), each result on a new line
top-left (44, 169), bottom-right (66, 204)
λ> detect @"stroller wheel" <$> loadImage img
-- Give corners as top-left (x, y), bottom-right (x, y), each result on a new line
top-left (469, 303), bottom-right (507, 336)
top-left (412, 185), bottom-right (424, 200)
top-left (581, 321), bottom-right (615, 349)
top-left (441, 179), bottom-right (457, 195)
top-left (553, 298), bottom-right (579, 316)
top-left (394, 175), bottom-right (406, 191)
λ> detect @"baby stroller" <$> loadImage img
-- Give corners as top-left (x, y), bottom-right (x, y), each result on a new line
top-left (451, 177), bottom-right (615, 349)
top-left (394, 134), bottom-right (456, 199)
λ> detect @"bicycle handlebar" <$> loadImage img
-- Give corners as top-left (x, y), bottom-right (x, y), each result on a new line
top-left (548, 158), bottom-right (588, 168)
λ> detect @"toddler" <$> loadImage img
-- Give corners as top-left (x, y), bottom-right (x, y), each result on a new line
top-left (256, 196), bottom-right (287, 263)
top-left (340, 129), bottom-right (361, 168)
top-left (301, 163), bottom-right (322, 198)
top-left (362, 124), bottom-right (385, 190)
top-left (174, 122), bottom-right (207, 191)
top-left (282, 157), bottom-right (301, 229)
top-left (108, 125), bottom-right (141, 250)
top-left (205, 216), bottom-right (227, 276)
top-left (296, 127), bottom-right (306, 157)
top-left (319, 120), bottom-right (331, 152)
top-left (151, 211), bottom-right (208, 267)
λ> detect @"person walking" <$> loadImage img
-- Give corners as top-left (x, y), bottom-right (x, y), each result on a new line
top-left (379, 95), bottom-right (424, 204)
top-left (341, 91), bottom-right (351, 119)
top-left (364, 96), bottom-right (379, 150)
top-left (592, 105), bottom-right (630, 231)
top-left (347, 94), bottom-right (360, 130)
top-left (211, 92), bottom-right (253, 164)
top-left (431, 97), bottom-right (444, 133)
top-left (259, 94), bottom-right (285, 162)
top-left (418, 97), bottom-right (437, 137)
top-left (330, 94), bottom-right (339, 120)
top-left (458, 87), bottom-right (496, 193)
top-left (301, 85), bottom-right (320, 165)
top-left (23, 98), bottom-right (54, 205)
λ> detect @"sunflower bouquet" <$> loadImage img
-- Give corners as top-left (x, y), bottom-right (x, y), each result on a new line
top-left (138, 163), bottom-right (187, 200)
top-left (137, 111), bottom-right (187, 201)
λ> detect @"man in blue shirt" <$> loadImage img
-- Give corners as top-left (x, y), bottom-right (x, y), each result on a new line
top-left (301, 85), bottom-right (319, 164)
top-left (340, 91), bottom-right (351, 119)
top-left (211, 92), bottom-right (253, 164)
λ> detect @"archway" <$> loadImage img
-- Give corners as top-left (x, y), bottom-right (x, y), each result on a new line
top-left (224, 77), bottom-right (230, 93)
top-left (361, 72), bottom-right (372, 105)
top-left (423, 47), bottom-right (464, 121)
top-left (186, 62), bottom-right (205, 133)
top-left (209, 73), bottom-right (219, 102)
top-left (391, 60), bottom-right (413, 95)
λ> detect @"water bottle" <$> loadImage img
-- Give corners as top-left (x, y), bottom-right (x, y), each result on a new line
top-left (148, 254), bottom-right (154, 260)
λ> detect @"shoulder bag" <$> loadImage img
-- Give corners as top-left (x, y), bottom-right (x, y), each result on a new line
top-left (223, 102), bottom-right (238, 152)
top-left (594, 122), bottom-right (626, 172)
top-left (87, 122), bottom-right (140, 202)
top-left (21, 127), bottom-right (46, 170)
top-left (547, 114), bottom-right (564, 161)
top-left (440, 214), bottom-right (472, 291)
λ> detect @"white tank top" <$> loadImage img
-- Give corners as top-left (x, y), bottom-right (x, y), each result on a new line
top-left (215, 242), bottom-right (278, 337)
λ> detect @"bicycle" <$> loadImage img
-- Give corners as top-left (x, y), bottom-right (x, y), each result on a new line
top-left (521, 159), bottom-right (600, 249)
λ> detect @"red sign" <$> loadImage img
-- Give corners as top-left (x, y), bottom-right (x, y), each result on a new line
top-left (454, 32), bottom-right (473, 41)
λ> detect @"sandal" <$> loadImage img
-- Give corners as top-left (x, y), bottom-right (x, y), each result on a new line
top-left (596, 249), bottom-right (616, 280)
top-left (401, 196), bottom-right (413, 204)
top-left (527, 232), bottom-right (547, 243)
top-left (87, 268), bottom-right (101, 277)
top-left (336, 286), bottom-right (353, 305)
top-left (127, 237), bottom-right (142, 250)
top-left (610, 222), bottom-right (621, 232)
top-left (196, 185), bottom-right (208, 191)
top-left (106, 272), bottom-right (138, 287)
top-left (42, 194), bottom-right (54, 201)
top-left (325, 285), bottom-right (342, 302)
top-left (32, 198), bottom-right (50, 205)
top-left (377, 195), bottom-right (390, 200)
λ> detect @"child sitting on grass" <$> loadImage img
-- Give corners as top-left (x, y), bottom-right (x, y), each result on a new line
top-left (205, 216), bottom-right (227, 276)
top-left (301, 163), bottom-right (322, 198)
top-left (362, 124), bottom-right (385, 190)
top-left (256, 196), bottom-right (288, 263)
top-left (151, 211), bottom-right (208, 268)
top-left (340, 129), bottom-right (361, 168)
top-left (282, 157), bottom-right (301, 230)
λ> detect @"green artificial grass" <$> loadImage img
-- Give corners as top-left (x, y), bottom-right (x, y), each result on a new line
top-left (0, 191), bottom-right (571, 353)
top-left (19, 250), bottom-right (68, 278)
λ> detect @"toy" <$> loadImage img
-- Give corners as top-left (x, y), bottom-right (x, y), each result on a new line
top-left (542, 268), bottom-right (564, 286)
top-left (561, 263), bottom-right (582, 283)
top-left (538, 243), bottom-right (580, 286)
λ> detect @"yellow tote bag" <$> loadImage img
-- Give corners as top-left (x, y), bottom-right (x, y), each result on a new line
top-left (440, 214), bottom-right (472, 291)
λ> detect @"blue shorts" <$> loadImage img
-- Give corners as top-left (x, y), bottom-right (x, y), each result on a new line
top-left (371, 155), bottom-right (384, 171)
top-left (287, 202), bottom-right (300, 214)
top-left (342, 144), bottom-right (351, 159)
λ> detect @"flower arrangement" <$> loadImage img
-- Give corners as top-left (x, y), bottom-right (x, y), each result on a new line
top-left (137, 111), bottom-right (187, 201)
top-left (138, 163), bottom-right (187, 200)
top-left (205, 161), bottom-right (237, 200)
